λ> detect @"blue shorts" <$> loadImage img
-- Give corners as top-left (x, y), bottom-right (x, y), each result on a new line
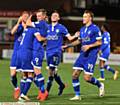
top-left (46, 52), bottom-right (61, 69)
top-left (32, 50), bottom-right (44, 69)
top-left (73, 53), bottom-right (97, 75)
top-left (99, 50), bottom-right (110, 61)
top-left (17, 49), bottom-right (33, 72)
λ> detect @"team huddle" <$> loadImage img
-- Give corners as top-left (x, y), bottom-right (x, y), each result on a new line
top-left (10, 9), bottom-right (119, 102)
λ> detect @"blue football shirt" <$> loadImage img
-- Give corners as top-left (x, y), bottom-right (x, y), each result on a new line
top-left (100, 31), bottom-right (110, 52)
top-left (46, 23), bottom-right (70, 53)
top-left (79, 23), bottom-right (102, 55)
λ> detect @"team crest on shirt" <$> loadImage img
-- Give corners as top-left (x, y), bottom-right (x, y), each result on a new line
top-left (82, 36), bottom-right (90, 42)
top-left (88, 31), bottom-right (91, 35)
top-left (56, 29), bottom-right (59, 33)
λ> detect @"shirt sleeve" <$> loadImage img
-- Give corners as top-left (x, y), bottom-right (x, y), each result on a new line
top-left (34, 32), bottom-right (40, 36)
top-left (61, 25), bottom-right (70, 37)
top-left (32, 21), bottom-right (41, 28)
top-left (39, 23), bottom-right (48, 37)
top-left (95, 26), bottom-right (102, 40)
top-left (34, 28), bottom-right (40, 36)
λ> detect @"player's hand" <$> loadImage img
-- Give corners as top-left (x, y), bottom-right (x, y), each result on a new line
top-left (82, 45), bottom-right (91, 52)
top-left (61, 45), bottom-right (68, 51)
top-left (17, 16), bottom-right (23, 24)
top-left (26, 15), bottom-right (32, 26)
top-left (74, 31), bottom-right (80, 38)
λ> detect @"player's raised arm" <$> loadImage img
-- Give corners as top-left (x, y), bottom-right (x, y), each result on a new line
top-left (11, 16), bottom-right (23, 35)
top-left (11, 11), bottom-right (29, 35)
top-left (25, 15), bottom-right (33, 27)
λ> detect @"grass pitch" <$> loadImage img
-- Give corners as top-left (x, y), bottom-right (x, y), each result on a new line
top-left (0, 59), bottom-right (120, 105)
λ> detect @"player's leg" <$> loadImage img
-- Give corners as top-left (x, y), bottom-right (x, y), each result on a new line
top-left (18, 49), bottom-right (33, 101)
top-left (19, 72), bottom-right (30, 101)
top-left (98, 51), bottom-right (108, 81)
top-left (54, 71), bottom-right (66, 96)
top-left (84, 56), bottom-right (104, 97)
top-left (84, 73), bottom-right (104, 97)
top-left (34, 66), bottom-right (47, 101)
top-left (70, 69), bottom-right (82, 101)
top-left (33, 55), bottom-right (45, 93)
top-left (33, 74), bottom-right (39, 88)
top-left (20, 72), bottom-right (27, 95)
top-left (19, 72), bottom-right (33, 101)
top-left (99, 51), bottom-right (119, 80)
top-left (10, 50), bottom-right (20, 99)
top-left (70, 55), bottom-right (83, 101)
top-left (10, 51), bottom-right (18, 89)
top-left (46, 69), bottom-right (54, 92)
top-left (51, 53), bottom-right (65, 96)
top-left (98, 60), bottom-right (106, 81)
top-left (32, 51), bottom-right (48, 101)
top-left (104, 65), bottom-right (119, 80)
top-left (46, 54), bottom-right (54, 93)
top-left (23, 72), bottom-right (33, 98)
top-left (10, 69), bottom-right (17, 89)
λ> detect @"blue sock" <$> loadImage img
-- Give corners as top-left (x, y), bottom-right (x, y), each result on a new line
top-left (46, 76), bottom-right (54, 92)
top-left (100, 67), bottom-right (105, 78)
top-left (20, 78), bottom-right (26, 94)
top-left (89, 77), bottom-right (101, 88)
top-left (72, 78), bottom-right (80, 96)
top-left (33, 76), bottom-right (39, 87)
top-left (54, 74), bottom-right (64, 88)
top-left (22, 77), bottom-right (33, 95)
top-left (37, 74), bottom-right (45, 93)
top-left (104, 65), bottom-right (115, 74)
top-left (11, 75), bottom-right (18, 88)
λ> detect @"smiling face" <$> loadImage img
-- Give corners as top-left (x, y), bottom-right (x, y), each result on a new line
top-left (83, 13), bottom-right (92, 25)
top-left (36, 12), bottom-right (46, 21)
top-left (36, 9), bottom-right (47, 21)
top-left (21, 12), bottom-right (29, 23)
top-left (51, 12), bottom-right (60, 22)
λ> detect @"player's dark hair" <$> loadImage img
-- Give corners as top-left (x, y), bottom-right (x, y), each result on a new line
top-left (21, 11), bottom-right (30, 15)
top-left (52, 10), bottom-right (60, 17)
top-left (31, 13), bottom-right (37, 22)
top-left (37, 8), bottom-right (47, 16)
top-left (84, 10), bottom-right (94, 19)
top-left (102, 23), bottom-right (110, 32)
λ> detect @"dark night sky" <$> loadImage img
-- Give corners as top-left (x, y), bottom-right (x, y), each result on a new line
top-left (0, 0), bottom-right (64, 10)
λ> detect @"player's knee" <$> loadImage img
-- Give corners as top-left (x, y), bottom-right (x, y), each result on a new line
top-left (72, 71), bottom-right (79, 79)
top-left (99, 60), bottom-right (105, 67)
top-left (34, 68), bottom-right (41, 75)
top-left (21, 72), bottom-right (28, 78)
top-left (84, 75), bottom-right (91, 82)
top-left (10, 69), bottom-right (16, 76)
top-left (49, 69), bottom-right (54, 76)
top-left (28, 72), bottom-right (33, 77)
top-left (49, 65), bottom-right (55, 69)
